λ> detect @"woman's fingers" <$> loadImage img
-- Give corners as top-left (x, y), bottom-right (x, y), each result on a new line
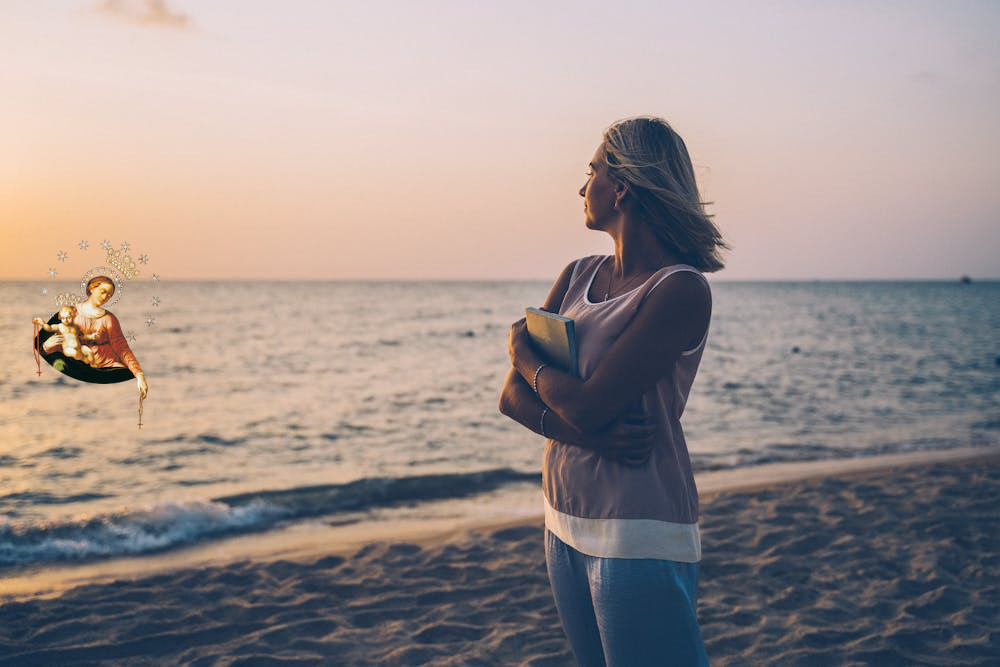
top-left (507, 318), bottom-right (528, 361)
top-left (614, 450), bottom-right (651, 467)
top-left (610, 422), bottom-right (655, 443)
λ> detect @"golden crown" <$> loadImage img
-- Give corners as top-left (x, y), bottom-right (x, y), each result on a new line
top-left (54, 292), bottom-right (81, 308)
top-left (107, 248), bottom-right (139, 279)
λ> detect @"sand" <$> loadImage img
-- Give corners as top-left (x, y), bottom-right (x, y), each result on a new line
top-left (1, 453), bottom-right (997, 665)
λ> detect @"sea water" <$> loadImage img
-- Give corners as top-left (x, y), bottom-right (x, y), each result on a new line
top-left (1, 279), bottom-right (998, 570)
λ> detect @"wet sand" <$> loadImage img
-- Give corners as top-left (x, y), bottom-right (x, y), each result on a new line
top-left (1, 452), bottom-right (997, 665)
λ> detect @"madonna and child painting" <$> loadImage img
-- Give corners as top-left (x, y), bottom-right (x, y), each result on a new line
top-left (31, 247), bottom-right (150, 426)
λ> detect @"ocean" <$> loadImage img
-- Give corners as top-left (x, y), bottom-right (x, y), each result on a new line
top-left (2, 278), bottom-right (998, 573)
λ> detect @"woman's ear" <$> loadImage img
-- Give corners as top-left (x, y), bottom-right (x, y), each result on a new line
top-left (614, 181), bottom-right (629, 206)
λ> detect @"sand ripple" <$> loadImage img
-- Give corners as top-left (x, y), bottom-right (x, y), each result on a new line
top-left (700, 460), bottom-right (999, 665)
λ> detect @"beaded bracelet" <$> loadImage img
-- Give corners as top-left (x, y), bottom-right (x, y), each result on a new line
top-left (532, 363), bottom-right (548, 395)
top-left (540, 407), bottom-right (549, 438)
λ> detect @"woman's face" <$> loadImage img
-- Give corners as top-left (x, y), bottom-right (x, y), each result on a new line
top-left (579, 144), bottom-right (620, 230)
top-left (90, 282), bottom-right (114, 306)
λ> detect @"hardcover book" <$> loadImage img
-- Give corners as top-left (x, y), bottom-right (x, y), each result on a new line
top-left (524, 307), bottom-right (578, 377)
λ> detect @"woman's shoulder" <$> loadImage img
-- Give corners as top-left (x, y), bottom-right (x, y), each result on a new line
top-left (543, 257), bottom-right (603, 312)
top-left (577, 254), bottom-right (608, 269)
top-left (552, 256), bottom-right (605, 287)
top-left (91, 309), bottom-right (120, 328)
top-left (567, 255), bottom-right (607, 283)
top-left (641, 267), bottom-right (712, 325)
top-left (648, 264), bottom-right (710, 295)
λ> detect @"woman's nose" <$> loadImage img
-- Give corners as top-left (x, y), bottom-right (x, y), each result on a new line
top-left (579, 184), bottom-right (585, 197)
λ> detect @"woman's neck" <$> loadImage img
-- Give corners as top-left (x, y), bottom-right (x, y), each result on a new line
top-left (79, 301), bottom-right (105, 316)
top-left (607, 215), bottom-right (680, 278)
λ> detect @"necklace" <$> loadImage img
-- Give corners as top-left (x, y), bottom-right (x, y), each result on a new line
top-left (603, 258), bottom-right (654, 301)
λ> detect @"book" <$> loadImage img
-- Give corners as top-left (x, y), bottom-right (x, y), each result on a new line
top-left (524, 307), bottom-right (578, 377)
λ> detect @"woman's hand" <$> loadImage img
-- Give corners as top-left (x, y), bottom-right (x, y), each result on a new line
top-left (136, 372), bottom-right (148, 399)
top-left (582, 406), bottom-right (656, 466)
top-left (507, 317), bottom-right (537, 367)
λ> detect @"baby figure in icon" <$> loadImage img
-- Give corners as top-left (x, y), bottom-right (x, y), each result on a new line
top-left (34, 306), bottom-right (97, 367)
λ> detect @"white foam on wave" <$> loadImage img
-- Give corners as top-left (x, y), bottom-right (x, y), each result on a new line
top-left (0, 499), bottom-right (290, 566)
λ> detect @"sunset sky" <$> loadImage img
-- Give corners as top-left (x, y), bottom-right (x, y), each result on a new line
top-left (2, 0), bottom-right (998, 280)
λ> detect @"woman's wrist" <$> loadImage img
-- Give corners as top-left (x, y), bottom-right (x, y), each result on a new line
top-left (514, 346), bottom-right (542, 383)
top-left (532, 363), bottom-right (548, 394)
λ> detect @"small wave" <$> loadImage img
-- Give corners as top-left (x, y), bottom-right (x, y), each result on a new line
top-left (215, 468), bottom-right (538, 517)
top-left (972, 418), bottom-right (1000, 431)
top-left (0, 468), bottom-right (539, 568)
top-left (39, 446), bottom-right (83, 460)
top-left (196, 433), bottom-right (245, 447)
top-left (336, 421), bottom-right (371, 433)
top-left (0, 491), bottom-right (112, 505)
top-left (0, 499), bottom-right (286, 567)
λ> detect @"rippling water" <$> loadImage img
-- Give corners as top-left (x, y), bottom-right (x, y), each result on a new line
top-left (1, 278), bottom-right (998, 568)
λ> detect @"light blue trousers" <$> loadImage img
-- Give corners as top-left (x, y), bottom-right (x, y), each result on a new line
top-left (545, 530), bottom-right (709, 667)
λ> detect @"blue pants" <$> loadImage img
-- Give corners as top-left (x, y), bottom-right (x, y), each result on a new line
top-left (545, 530), bottom-right (709, 667)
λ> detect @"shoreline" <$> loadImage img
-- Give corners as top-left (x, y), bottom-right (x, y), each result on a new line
top-left (2, 445), bottom-right (996, 602)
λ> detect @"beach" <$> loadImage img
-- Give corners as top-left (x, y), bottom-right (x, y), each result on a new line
top-left (2, 450), bottom-right (997, 665)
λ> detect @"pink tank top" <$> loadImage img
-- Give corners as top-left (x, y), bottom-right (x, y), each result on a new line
top-left (542, 255), bottom-right (709, 562)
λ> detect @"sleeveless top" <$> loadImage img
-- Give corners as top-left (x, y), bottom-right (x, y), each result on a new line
top-left (542, 255), bottom-right (709, 562)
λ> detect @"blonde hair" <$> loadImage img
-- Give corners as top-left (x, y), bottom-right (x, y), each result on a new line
top-left (603, 116), bottom-right (728, 272)
top-left (58, 305), bottom-right (77, 319)
top-left (86, 276), bottom-right (115, 296)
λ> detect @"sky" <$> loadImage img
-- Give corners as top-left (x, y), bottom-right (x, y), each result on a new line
top-left (2, 0), bottom-right (998, 281)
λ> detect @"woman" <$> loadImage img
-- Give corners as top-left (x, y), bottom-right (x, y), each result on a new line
top-left (500, 117), bottom-right (726, 666)
top-left (41, 276), bottom-right (148, 398)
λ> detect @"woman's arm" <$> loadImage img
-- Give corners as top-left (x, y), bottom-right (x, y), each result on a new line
top-left (497, 259), bottom-right (573, 417)
top-left (105, 315), bottom-right (143, 376)
top-left (497, 260), bottom-right (655, 464)
top-left (509, 270), bottom-right (710, 433)
top-left (104, 313), bottom-right (147, 397)
top-left (499, 367), bottom-right (655, 465)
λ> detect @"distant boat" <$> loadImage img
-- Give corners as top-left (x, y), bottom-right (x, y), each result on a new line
top-left (960, 275), bottom-right (972, 284)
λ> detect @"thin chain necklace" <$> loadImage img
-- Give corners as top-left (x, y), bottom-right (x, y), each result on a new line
top-left (603, 258), bottom-right (654, 301)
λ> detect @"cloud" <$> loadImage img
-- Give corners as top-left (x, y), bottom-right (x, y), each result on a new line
top-left (97, 0), bottom-right (193, 30)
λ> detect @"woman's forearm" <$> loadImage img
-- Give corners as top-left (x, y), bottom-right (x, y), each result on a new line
top-left (499, 368), bottom-right (585, 444)
top-left (500, 367), bottom-right (654, 465)
top-left (106, 316), bottom-right (144, 375)
top-left (510, 347), bottom-right (597, 433)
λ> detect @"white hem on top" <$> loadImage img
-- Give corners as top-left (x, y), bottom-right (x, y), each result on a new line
top-left (543, 494), bottom-right (702, 563)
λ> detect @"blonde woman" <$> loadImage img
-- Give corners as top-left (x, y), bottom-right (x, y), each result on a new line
top-left (501, 117), bottom-right (726, 666)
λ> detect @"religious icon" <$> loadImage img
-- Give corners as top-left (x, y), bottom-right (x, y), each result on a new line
top-left (32, 245), bottom-right (153, 428)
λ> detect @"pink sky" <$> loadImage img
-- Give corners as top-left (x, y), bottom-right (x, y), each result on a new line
top-left (2, 1), bottom-right (998, 280)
